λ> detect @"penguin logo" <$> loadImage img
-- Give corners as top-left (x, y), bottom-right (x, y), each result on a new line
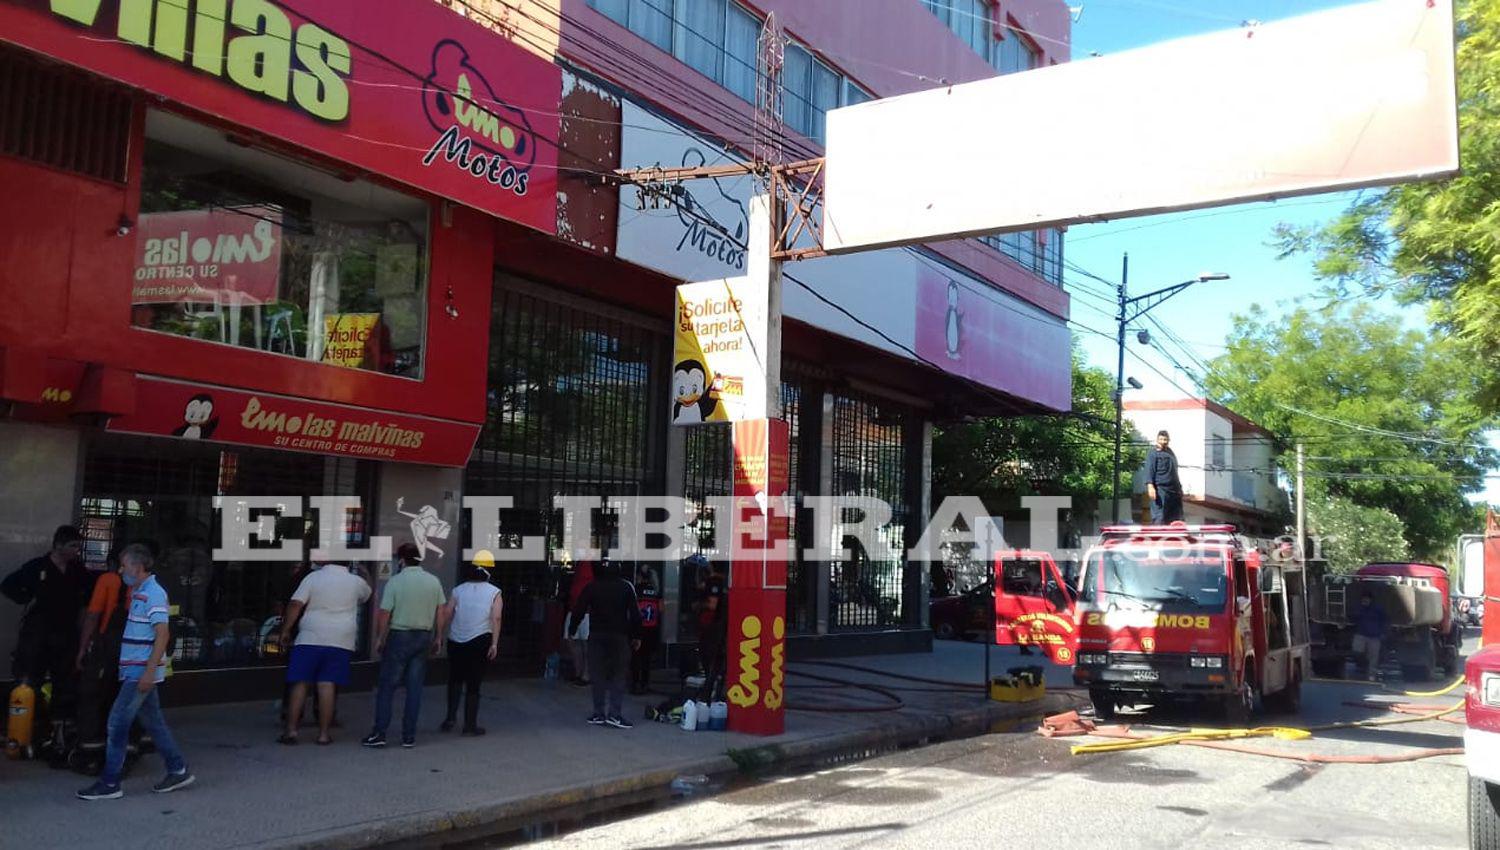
top-left (672, 359), bottom-right (718, 424)
top-left (172, 394), bottom-right (218, 440)
top-left (944, 281), bottom-right (963, 360)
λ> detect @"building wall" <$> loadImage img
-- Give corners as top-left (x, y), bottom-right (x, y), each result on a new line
top-left (1126, 406), bottom-right (1208, 499)
top-left (556, 0), bottom-right (1074, 322)
top-left (0, 421), bottom-right (81, 677)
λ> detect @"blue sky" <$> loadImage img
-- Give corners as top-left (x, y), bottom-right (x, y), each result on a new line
top-left (1059, 1), bottom-right (1500, 504)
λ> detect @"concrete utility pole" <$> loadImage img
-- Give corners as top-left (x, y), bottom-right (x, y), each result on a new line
top-left (1296, 442), bottom-right (1306, 560)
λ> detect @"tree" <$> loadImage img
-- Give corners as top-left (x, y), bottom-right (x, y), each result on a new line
top-left (932, 348), bottom-right (1142, 516)
top-left (1204, 304), bottom-right (1496, 558)
top-left (1306, 487), bottom-right (1410, 574)
top-left (1273, 0), bottom-right (1500, 408)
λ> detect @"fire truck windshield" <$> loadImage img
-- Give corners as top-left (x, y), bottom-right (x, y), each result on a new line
top-left (1079, 549), bottom-right (1230, 614)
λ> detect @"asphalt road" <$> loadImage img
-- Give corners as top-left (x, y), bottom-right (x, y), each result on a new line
top-left (522, 643), bottom-right (1475, 850)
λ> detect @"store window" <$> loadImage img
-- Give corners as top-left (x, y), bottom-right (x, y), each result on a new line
top-left (132, 110), bottom-right (430, 378)
top-left (79, 434), bottom-right (375, 671)
top-left (994, 26), bottom-right (1040, 76)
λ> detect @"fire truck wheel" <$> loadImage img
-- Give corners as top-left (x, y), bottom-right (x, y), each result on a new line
top-left (1224, 663), bottom-right (1260, 725)
top-left (1470, 776), bottom-right (1500, 850)
top-left (1267, 668), bottom-right (1302, 714)
top-left (1089, 688), bottom-right (1116, 721)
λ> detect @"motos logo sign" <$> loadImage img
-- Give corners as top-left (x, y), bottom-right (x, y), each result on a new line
top-left (47, 0), bottom-right (352, 122)
top-left (420, 40), bottom-right (538, 197)
top-left (3, 0), bottom-right (561, 233)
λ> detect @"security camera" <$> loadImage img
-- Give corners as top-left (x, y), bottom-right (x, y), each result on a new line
top-left (115, 216), bottom-right (133, 237)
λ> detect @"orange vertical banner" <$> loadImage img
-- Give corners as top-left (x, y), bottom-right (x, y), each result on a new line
top-left (726, 418), bottom-right (791, 735)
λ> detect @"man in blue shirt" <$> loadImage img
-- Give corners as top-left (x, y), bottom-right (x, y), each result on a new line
top-left (1351, 591), bottom-right (1388, 681)
top-left (77, 543), bottom-right (194, 800)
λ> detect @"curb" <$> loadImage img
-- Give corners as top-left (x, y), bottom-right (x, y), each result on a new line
top-left (269, 693), bottom-right (1073, 850)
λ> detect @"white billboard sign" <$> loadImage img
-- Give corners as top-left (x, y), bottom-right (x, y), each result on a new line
top-left (822, 0), bottom-right (1459, 253)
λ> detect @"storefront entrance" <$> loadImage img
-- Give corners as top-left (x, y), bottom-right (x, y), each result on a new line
top-left (464, 275), bottom-right (669, 674)
top-left (78, 433), bottom-right (376, 673)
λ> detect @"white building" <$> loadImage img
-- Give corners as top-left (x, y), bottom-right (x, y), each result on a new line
top-left (1124, 398), bottom-right (1289, 537)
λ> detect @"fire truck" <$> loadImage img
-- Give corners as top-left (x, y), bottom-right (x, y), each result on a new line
top-left (1466, 516), bottom-right (1500, 849)
top-left (1061, 524), bottom-right (1309, 721)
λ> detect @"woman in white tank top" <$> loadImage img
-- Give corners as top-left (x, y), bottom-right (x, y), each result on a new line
top-left (438, 555), bottom-right (502, 735)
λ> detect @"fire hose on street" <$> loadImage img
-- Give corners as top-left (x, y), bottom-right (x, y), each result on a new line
top-left (1054, 675), bottom-right (1469, 764)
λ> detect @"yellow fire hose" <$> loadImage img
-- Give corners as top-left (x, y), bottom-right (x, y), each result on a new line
top-left (1070, 687), bottom-right (1466, 758)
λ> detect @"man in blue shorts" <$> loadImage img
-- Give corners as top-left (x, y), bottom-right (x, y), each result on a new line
top-left (277, 559), bottom-right (371, 745)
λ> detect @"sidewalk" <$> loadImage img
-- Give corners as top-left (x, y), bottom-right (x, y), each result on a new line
top-left (0, 642), bottom-right (1067, 850)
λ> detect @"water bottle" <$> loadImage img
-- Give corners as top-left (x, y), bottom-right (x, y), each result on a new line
top-left (694, 700), bottom-right (712, 731)
top-left (680, 699), bottom-right (698, 731)
top-left (544, 652), bottom-right (560, 680)
top-left (709, 700), bottom-right (728, 731)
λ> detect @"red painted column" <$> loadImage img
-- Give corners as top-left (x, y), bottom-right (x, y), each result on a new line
top-left (726, 418), bottom-right (790, 735)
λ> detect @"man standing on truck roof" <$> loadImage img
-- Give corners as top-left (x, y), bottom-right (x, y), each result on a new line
top-left (1145, 431), bottom-right (1185, 524)
top-left (1352, 592), bottom-right (1388, 681)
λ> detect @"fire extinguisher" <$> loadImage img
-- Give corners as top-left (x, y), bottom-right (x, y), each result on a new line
top-left (6, 681), bottom-right (36, 760)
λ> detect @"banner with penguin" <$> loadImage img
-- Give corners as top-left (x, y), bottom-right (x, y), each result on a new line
top-left (672, 277), bottom-right (767, 425)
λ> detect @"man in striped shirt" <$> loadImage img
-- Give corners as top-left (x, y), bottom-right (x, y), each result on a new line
top-left (77, 543), bottom-right (194, 800)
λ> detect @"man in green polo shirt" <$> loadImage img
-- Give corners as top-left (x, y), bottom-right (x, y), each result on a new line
top-left (362, 557), bottom-right (445, 749)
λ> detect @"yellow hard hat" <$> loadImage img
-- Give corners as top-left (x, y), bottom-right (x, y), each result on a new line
top-left (472, 550), bottom-right (495, 569)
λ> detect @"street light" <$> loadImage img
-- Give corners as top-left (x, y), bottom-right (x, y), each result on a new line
top-left (1110, 253), bottom-right (1230, 522)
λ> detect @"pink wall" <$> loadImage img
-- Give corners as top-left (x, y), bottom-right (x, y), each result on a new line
top-left (557, 0), bottom-right (1073, 322)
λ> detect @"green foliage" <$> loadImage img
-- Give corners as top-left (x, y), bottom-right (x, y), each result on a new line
top-left (1204, 304), bottom-right (1496, 559)
top-left (1305, 487), bottom-right (1411, 574)
top-left (1272, 0), bottom-right (1500, 407)
top-left (932, 349), bottom-right (1142, 514)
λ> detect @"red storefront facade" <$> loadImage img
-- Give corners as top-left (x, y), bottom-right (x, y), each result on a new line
top-left (0, 0), bottom-right (563, 697)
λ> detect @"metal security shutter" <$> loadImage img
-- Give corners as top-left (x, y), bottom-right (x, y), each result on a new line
top-left (78, 434), bottom-right (374, 668)
top-left (1, 46), bottom-right (131, 183)
top-left (830, 392), bottom-right (913, 631)
top-left (465, 276), bottom-right (667, 672)
top-left (679, 379), bottom-right (817, 636)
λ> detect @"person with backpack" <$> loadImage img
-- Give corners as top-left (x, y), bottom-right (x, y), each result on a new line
top-left (77, 544), bottom-right (193, 800)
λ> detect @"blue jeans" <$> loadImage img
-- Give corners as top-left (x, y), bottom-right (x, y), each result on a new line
top-left (102, 682), bottom-right (186, 786)
top-left (373, 630), bottom-right (430, 739)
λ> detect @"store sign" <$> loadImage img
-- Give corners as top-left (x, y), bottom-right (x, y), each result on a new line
top-left (672, 277), bottom-right (767, 425)
top-left (320, 313), bottom-right (381, 368)
top-left (619, 101), bottom-right (1070, 412)
top-left (107, 376), bottom-right (480, 466)
top-left (2, 0), bottom-right (560, 234)
top-left (822, 0), bottom-right (1459, 252)
top-left (132, 208), bottom-right (283, 305)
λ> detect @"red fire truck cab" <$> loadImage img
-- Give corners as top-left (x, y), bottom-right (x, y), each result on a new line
top-left (1070, 524), bottom-right (1311, 721)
